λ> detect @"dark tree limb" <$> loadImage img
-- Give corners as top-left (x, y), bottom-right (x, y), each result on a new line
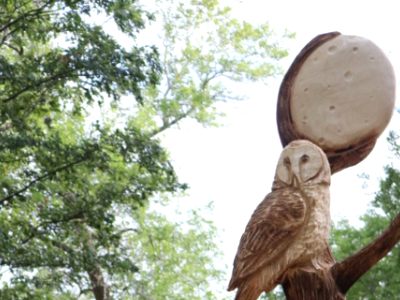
top-left (21, 211), bottom-right (85, 244)
top-left (5, 42), bottom-right (23, 55)
top-left (1, 72), bottom-right (71, 103)
top-left (0, 155), bottom-right (89, 204)
top-left (0, 0), bottom-right (54, 33)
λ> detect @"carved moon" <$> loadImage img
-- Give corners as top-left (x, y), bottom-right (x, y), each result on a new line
top-left (277, 32), bottom-right (396, 174)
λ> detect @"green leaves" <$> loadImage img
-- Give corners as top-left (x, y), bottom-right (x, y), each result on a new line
top-left (117, 204), bottom-right (225, 300)
top-left (330, 163), bottom-right (400, 299)
top-left (145, 0), bottom-right (293, 133)
top-left (0, 0), bottom-right (160, 115)
top-left (0, 0), bottom-right (292, 299)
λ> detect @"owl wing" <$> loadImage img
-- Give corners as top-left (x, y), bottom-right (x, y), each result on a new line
top-left (228, 188), bottom-right (306, 290)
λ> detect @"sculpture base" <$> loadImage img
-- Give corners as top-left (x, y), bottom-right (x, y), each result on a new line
top-left (282, 269), bottom-right (346, 300)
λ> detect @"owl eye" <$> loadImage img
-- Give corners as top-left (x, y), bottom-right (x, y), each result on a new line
top-left (283, 157), bottom-right (291, 166)
top-left (301, 154), bottom-right (309, 163)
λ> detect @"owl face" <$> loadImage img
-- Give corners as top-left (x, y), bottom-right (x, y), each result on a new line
top-left (276, 140), bottom-right (328, 187)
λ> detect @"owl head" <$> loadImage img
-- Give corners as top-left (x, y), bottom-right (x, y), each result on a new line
top-left (273, 140), bottom-right (330, 190)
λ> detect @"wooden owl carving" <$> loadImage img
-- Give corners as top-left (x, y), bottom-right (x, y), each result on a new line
top-left (228, 140), bottom-right (333, 300)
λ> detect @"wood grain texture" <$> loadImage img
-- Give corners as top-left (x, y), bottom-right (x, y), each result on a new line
top-left (291, 35), bottom-right (395, 152)
top-left (277, 32), bottom-right (341, 148)
top-left (328, 139), bottom-right (376, 174)
top-left (332, 207), bottom-right (400, 294)
top-left (279, 207), bottom-right (400, 299)
top-left (277, 32), bottom-right (396, 174)
top-left (228, 188), bottom-right (306, 292)
top-left (229, 140), bottom-right (332, 300)
top-left (282, 267), bottom-right (345, 300)
top-left (229, 140), bottom-right (400, 299)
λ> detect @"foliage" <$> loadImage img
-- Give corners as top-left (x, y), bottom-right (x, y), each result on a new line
top-left (260, 287), bottom-right (286, 300)
top-left (114, 202), bottom-right (226, 300)
top-left (330, 131), bottom-right (400, 299)
top-left (132, 0), bottom-right (293, 134)
top-left (0, 0), bottom-right (292, 299)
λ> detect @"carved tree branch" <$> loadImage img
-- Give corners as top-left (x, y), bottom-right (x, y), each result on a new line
top-left (332, 209), bottom-right (400, 294)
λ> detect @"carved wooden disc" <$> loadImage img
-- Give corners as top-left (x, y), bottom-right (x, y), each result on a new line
top-left (277, 32), bottom-right (396, 174)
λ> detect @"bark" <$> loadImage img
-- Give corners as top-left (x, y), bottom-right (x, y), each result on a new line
top-left (87, 232), bottom-right (110, 300)
top-left (50, 237), bottom-right (110, 300)
top-left (88, 265), bottom-right (110, 300)
top-left (279, 208), bottom-right (400, 299)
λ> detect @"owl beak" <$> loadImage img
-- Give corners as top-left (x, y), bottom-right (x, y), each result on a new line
top-left (292, 175), bottom-right (300, 188)
top-left (290, 171), bottom-right (301, 188)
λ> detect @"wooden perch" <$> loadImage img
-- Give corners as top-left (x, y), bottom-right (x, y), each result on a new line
top-left (332, 207), bottom-right (400, 294)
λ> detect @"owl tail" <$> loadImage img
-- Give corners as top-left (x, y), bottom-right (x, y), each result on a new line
top-left (234, 278), bottom-right (262, 300)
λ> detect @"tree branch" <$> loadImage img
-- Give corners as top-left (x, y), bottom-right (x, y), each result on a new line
top-left (21, 211), bottom-right (85, 244)
top-left (1, 85), bottom-right (31, 103)
top-left (0, 155), bottom-right (89, 204)
top-left (51, 239), bottom-right (74, 252)
top-left (41, 229), bottom-right (110, 300)
top-left (201, 70), bottom-right (222, 90)
top-left (0, 29), bottom-right (9, 48)
top-left (5, 42), bottom-right (23, 55)
top-left (1, 72), bottom-right (68, 103)
top-left (115, 228), bottom-right (137, 235)
top-left (150, 106), bottom-right (196, 137)
top-left (12, 0), bottom-right (35, 13)
top-left (0, 0), bottom-right (54, 33)
top-left (331, 209), bottom-right (400, 294)
top-left (0, 71), bottom-right (100, 104)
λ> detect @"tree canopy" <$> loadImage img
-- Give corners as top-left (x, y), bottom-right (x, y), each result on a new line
top-left (0, 0), bottom-right (292, 299)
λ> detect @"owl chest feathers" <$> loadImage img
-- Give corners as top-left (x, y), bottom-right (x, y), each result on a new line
top-left (288, 184), bottom-right (331, 268)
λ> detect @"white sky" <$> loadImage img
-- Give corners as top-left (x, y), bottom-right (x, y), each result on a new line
top-left (155, 0), bottom-right (400, 294)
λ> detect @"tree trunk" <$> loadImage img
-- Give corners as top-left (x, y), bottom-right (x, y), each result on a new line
top-left (88, 265), bottom-right (110, 300)
top-left (87, 231), bottom-right (110, 300)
